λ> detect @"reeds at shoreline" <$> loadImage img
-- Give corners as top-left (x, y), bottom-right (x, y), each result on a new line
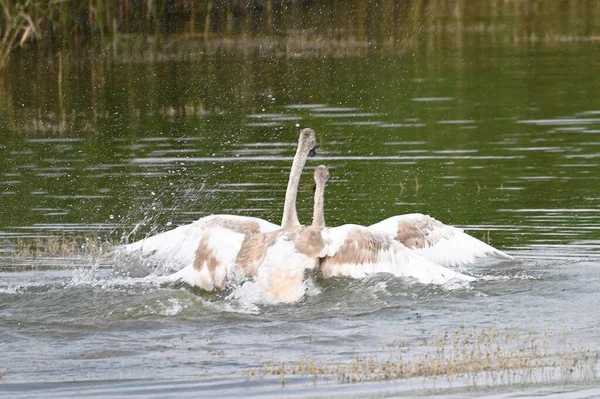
top-left (0, 0), bottom-right (598, 142)
top-left (1, 0), bottom-right (599, 69)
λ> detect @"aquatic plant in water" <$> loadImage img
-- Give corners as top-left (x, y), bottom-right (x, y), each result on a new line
top-left (251, 327), bottom-right (598, 388)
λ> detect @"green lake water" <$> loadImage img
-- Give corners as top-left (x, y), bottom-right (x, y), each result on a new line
top-left (1, 2), bottom-right (599, 397)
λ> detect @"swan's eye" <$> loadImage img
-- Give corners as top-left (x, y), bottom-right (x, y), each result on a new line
top-left (309, 147), bottom-right (317, 157)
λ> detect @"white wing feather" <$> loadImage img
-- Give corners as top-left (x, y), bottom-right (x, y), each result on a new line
top-left (112, 215), bottom-right (279, 271)
top-left (321, 224), bottom-right (474, 285)
top-left (167, 226), bottom-right (246, 290)
top-left (369, 213), bottom-right (513, 267)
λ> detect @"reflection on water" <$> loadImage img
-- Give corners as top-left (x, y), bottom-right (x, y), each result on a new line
top-left (1, 5), bottom-right (600, 397)
top-left (1, 99), bottom-right (599, 249)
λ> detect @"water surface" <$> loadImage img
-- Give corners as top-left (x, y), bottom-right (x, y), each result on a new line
top-left (1, 13), bottom-right (600, 398)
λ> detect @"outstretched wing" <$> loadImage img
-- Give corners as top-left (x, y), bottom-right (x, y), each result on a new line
top-left (168, 226), bottom-right (246, 290)
top-left (320, 224), bottom-right (474, 285)
top-left (112, 215), bottom-right (279, 271)
top-left (369, 213), bottom-right (513, 267)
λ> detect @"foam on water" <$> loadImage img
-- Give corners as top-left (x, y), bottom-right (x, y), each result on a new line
top-left (476, 270), bottom-right (540, 281)
top-left (125, 297), bottom-right (187, 317)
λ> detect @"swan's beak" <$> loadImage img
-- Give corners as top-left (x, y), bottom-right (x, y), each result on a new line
top-left (309, 147), bottom-right (317, 157)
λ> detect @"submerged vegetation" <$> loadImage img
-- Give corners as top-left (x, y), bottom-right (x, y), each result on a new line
top-left (0, 235), bottom-right (111, 272)
top-left (1, 0), bottom-right (600, 69)
top-left (252, 328), bottom-right (598, 387)
top-left (4, 235), bottom-right (106, 258)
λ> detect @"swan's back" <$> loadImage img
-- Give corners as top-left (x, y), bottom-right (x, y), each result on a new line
top-left (253, 226), bottom-right (327, 302)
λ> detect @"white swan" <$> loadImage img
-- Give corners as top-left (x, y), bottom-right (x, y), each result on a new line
top-left (312, 167), bottom-right (475, 284)
top-left (178, 165), bottom-right (476, 302)
top-left (249, 165), bottom-right (333, 301)
top-left (368, 214), bottom-right (514, 267)
top-left (174, 166), bottom-right (332, 301)
top-left (166, 129), bottom-right (318, 293)
top-left (234, 165), bottom-right (475, 296)
top-left (113, 128), bottom-right (317, 272)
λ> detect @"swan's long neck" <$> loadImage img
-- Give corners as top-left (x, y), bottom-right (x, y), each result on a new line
top-left (312, 174), bottom-right (327, 228)
top-left (281, 144), bottom-right (308, 229)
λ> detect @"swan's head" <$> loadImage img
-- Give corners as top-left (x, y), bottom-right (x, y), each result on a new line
top-left (299, 128), bottom-right (317, 157)
top-left (314, 165), bottom-right (329, 185)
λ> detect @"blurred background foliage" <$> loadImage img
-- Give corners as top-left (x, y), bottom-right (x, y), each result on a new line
top-left (1, 0), bottom-right (599, 69)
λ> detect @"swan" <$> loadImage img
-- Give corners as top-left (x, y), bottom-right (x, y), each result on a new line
top-left (311, 167), bottom-right (475, 284)
top-left (368, 215), bottom-right (514, 268)
top-left (112, 128), bottom-right (317, 272)
top-left (174, 166), bottom-right (332, 301)
top-left (241, 164), bottom-right (471, 301)
top-left (248, 165), bottom-right (333, 301)
top-left (198, 166), bottom-right (474, 302)
top-left (180, 165), bottom-right (475, 302)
